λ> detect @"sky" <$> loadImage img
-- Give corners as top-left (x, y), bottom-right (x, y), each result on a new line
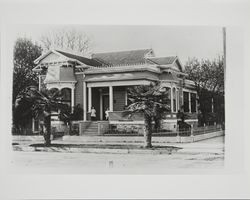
top-left (13, 25), bottom-right (224, 64)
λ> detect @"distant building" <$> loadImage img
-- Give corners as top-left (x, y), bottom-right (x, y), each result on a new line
top-left (33, 48), bottom-right (198, 135)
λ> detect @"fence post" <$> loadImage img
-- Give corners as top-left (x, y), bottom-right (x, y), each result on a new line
top-left (176, 124), bottom-right (181, 143)
top-left (190, 124), bottom-right (194, 142)
top-left (191, 124), bottom-right (194, 136)
top-left (204, 123), bottom-right (206, 134)
top-left (79, 122), bottom-right (82, 136)
top-left (176, 123), bottom-right (179, 136)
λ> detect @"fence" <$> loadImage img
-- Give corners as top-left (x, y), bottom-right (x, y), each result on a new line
top-left (12, 123), bottom-right (223, 138)
top-left (103, 124), bottom-right (223, 137)
top-left (12, 127), bottom-right (40, 136)
top-left (193, 124), bottom-right (222, 136)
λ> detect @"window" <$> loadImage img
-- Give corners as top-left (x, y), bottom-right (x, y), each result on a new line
top-left (191, 93), bottom-right (197, 113)
top-left (164, 87), bottom-right (171, 111)
top-left (173, 88), bottom-right (176, 112)
top-left (183, 91), bottom-right (189, 112)
top-left (176, 89), bottom-right (179, 111)
top-left (61, 88), bottom-right (71, 107)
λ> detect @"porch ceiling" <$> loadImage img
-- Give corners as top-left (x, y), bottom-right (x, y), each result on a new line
top-left (86, 79), bottom-right (153, 87)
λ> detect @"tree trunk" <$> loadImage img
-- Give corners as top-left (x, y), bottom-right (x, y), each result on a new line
top-left (43, 115), bottom-right (51, 146)
top-left (143, 115), bottom-right (152, 148)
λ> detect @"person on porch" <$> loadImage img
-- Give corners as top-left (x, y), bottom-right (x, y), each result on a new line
top-left (105, 107), bottom-right (110, 120)
top-left (91, 106), bottom-right (96, 121)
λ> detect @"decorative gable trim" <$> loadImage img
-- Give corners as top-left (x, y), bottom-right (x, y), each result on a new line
top-left (34, 49), bottom-right (69, 64)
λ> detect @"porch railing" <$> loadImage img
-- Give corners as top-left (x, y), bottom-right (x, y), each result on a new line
top-left (109, 111), bottom-right (144, 122)
top-left (108, 111), bottom-right (197, 122)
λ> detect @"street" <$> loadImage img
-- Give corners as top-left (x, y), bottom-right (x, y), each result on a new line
top-left (10, 136), bottom-right (225, 174)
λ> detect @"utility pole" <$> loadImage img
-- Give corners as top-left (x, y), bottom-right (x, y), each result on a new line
top-left (223, 27), bottom-right (226, 83)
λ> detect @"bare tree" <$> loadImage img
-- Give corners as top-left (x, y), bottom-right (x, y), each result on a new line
top-left (40, 28), bottom-right (92, 56)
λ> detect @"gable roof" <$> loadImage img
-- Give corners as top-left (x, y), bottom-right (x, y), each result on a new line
top-left (147, 56), bottom-right (177, 65)
top-left (55, 50), bottom-right (101, 66)
top-left (34, 49), bottom-right (101, 67)
top-left (147, 56), bottom-right (184, 72)
top-left (92, 49), bottom-right (153, 66)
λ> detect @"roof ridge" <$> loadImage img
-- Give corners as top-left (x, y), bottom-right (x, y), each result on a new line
top-left (149, 55), bottom-right (177, 59)
top-left (94, 62), bottom-right (150, 68)
top-left (55, 49), bottom-right (91, 59)
top-left (92, 48), bottom-right (152, 56)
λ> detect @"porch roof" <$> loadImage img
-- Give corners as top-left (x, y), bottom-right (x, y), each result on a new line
top-left (84, 71), bottom-right (159, 83)
top-left (84, 64), bottom-right (161, 75)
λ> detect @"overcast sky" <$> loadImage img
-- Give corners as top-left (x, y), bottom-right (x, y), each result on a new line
top-left (13, 25), bottom-right (224, 64)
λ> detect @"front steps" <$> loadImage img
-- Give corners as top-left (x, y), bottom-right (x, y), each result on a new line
top-left (78, 121), bottom-right (110, 135)
top-left (81, 121), bottom-right (99, 135)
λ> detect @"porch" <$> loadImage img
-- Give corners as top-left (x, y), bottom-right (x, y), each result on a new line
top-left (80, 78), bottom-right (199, 135)
top-left (82, 82), bottom-right (197, 122)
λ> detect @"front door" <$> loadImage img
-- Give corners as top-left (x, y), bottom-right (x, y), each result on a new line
top-left (102, 94), bottom-right (109, 120)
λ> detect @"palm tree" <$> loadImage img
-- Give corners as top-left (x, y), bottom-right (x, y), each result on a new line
top-left (125, 82), bottom-right (170, 148)
top-left (15, 86), bottom-right (69, 146)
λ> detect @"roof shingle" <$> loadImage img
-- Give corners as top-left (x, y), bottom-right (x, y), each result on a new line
top-left (92, 49), bottom-right (152, 66)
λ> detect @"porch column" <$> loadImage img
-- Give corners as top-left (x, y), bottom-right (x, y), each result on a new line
top-left (196, 95), bottom-right (198, 113)
top-left (189, 92), bottom-right (191, 113)
top-left (32, 118), bottom-right (35, 133)
top-left (170, 86), bottom-right (173, 112)
top-left (125, 89), bottom-right (128, 106)
top-left (177, 89), bottom-right (179, 111)
top-left (175, 87), bottom-right (178, 112)
top-left (38, 75), bottom-right (41, 91)
top-left (109, 85), bottom-right (113, 112)
top-left (211, 97), bottom-right (214, 113)
top-left (71, 87), bottom-right (75, 113)
top-left (83, 82), bottom-right (87, 121)
top-left (88, 87), bottom-right (92, 112)
top-left (100, 89), bottom-right (103, 120)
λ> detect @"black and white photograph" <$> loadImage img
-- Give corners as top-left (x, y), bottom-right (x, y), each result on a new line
top-left (11, 25), bottom-right (225, 171)
top-left (0, 0), bottom-right (250, 199)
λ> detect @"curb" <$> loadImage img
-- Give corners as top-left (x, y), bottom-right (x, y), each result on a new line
top-left (12, 145), bottom-right (180, 155)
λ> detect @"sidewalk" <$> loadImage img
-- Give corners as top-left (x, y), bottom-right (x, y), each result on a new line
top-left (12, 136), bottom-right (224, 155)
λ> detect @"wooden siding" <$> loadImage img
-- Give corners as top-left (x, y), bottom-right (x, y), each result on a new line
top-left (114, 87), bottom-right (126, 111)
top-left (75, 74), bottom-right (83, 107)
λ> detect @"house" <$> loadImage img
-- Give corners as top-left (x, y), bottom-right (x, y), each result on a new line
top-left (32, 48), bottom-right (198, 135)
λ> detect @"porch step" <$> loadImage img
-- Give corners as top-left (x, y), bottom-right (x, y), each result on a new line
top-left (81, 122), bottom-right (99, 135)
